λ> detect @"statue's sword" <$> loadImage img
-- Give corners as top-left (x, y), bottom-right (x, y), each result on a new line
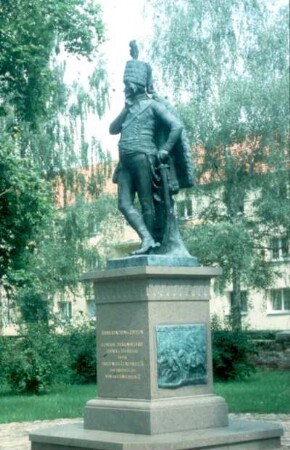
top-left (158, 160), bottom-right (173, 250)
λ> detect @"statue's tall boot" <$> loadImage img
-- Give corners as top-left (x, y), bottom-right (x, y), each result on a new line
top-left (126, 212), bottom-right (160, 255)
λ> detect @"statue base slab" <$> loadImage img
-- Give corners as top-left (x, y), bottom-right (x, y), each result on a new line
top-left (107, 254), bottom-right (199, 269)
top-left (30, 419), bottom-right (282, 450)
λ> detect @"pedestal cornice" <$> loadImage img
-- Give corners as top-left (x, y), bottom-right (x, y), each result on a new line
top-left (82, 265), bottom-right (222, 283)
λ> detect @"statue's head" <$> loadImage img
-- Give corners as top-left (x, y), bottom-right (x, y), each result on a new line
top-left (123, 41), bottom-right (154, 97)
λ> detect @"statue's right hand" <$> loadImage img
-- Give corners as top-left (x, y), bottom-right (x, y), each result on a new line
top-left (158, 149), bottom-right (169, 162)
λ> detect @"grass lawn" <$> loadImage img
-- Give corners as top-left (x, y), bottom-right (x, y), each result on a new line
top-left (0, 370), bottom-right (289, 423)
top-left (214, 370), bottom-right (290, 414)
top-left (0, 383), bottom-right (97, 423)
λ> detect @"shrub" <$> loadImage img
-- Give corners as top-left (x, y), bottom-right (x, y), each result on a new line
top-left (212, 330), bottom-right (256, 381)
top-left (64, 319), bottom-right (97, 384)
top-left (0, 336), bottom-right (9, 385)
top-left (18, 289), bottom-right (50, 324)
top-left (244, 330), bottom-right (278, 340)
top-left (4, 323), bottom-right (71, 394)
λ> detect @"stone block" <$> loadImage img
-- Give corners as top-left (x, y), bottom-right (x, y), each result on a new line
top-left (30, 419), bottom-right (283, 450)
top-left (84, 395), bottom-right (228, 435)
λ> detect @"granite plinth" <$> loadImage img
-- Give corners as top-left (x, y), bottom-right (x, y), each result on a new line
top-left (84, 395), bottom-right (228, 435)
top-left (30, 419), bottom-right (283, 450)
top-left (84, 266), bottom-right (218, 404)
top-left (107, 254), bottom-right (200, 269)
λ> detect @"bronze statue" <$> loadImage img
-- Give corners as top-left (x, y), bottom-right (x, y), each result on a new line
top-left (110, 41), bottom-right (194, 257)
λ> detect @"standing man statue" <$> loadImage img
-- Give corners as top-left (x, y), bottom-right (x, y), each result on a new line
top-left (110, 41), bottom-right (194, 257)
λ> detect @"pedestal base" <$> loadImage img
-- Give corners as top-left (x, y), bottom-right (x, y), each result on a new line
top-left (30, 419), bottom-right (283, 450)
top-left (84, 395), bottom-right (228, 434)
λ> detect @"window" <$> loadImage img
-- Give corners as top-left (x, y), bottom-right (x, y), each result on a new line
top-left (177, 198), bottom-right (193, 219)
top-left (87, 300), bottom-right (96, 320)
top-left (58, 301), bottom-right (72, 320)
top-left (270, 289), bottom-right (290, 313)
top-left (0, 293), bottom-right (15, 325)
top-left (85, 284), bottom-right (96, 320)
top-left (229, 291), bottom-right (248, 314)
top-left (84, 283), bottom-right (94, 299)
top-left (271, 237), bottom-right (289, 260)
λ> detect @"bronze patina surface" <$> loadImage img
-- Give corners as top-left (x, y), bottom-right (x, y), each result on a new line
top-left (110, 41), bottom-right (195, 258)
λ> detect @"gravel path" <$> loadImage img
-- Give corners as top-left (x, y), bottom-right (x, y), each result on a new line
top-left (0, 414), bottom-right (289, 450)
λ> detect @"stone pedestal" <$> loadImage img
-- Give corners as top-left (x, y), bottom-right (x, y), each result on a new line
top-left (84, 263), bottom-right (228, 435)
top-left (30, 258), bottom-right (283, 450)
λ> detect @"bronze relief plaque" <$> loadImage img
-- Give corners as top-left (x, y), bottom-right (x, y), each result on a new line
top-left (156, 324), bottom-right (207, 389)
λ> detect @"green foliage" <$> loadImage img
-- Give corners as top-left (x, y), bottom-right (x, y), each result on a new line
top-left (0, 0), bottom-right (104, 126)
top-left (21, 193), bottom-right (118, 298)
top-left (185, 220), bottom-right (276, 294)
top-left (0, 138), bottom-right (54, 287)
top-left (150, 0), bottom-right (289, 146)
top-left (212, 329), bottom-right (256, 381)
top-left (18, 289), bottom-right (50, 324)
top-left (1, 319), bottom-right (97, 393)
top-left (244, 330), bottom-right (278, 340)
top-left (0, 336), bottom-right (8, 385)
top-left (64, 320), bottom-right (97, 384)
top-left (0, 1), bottom-right (111, 321)
top-left (3, 324), bottom-right (71, 394)
top-left (0, 128), bottom-right (113, 304)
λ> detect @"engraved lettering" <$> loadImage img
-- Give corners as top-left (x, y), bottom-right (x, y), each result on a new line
top-left (100, 329), bottom-right (145, 382)
top-left (101, 329), bottom-right (144, 336)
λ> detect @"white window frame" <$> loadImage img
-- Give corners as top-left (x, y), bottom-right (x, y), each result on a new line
top-left (58, 301), bottom-right (72, 321)
top-left (268, 288), bottom-right (290, 314)
top-left (271, 237), bottom-right (289, 260)
top-left (87, 299), bottom-right (97, 321)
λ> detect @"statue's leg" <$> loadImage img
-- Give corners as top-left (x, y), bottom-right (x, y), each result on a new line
top-left (117, 165), bottom-right (136, 222)
top-left (118, 157), bottom-right (159, 255)
top-left (133, 154), bottom-right (155, 232)
top-left (130, 154), bottom-right (160, 255)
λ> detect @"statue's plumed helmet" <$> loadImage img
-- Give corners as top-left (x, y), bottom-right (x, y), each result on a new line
top-left (123, 41), bottom-right (154, 94)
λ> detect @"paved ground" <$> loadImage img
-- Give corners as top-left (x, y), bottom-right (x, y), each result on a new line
top-left (0, 414), bottom-right (289, 450)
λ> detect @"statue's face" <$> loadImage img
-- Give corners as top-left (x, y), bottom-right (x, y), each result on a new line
top-left (124, 81), bottom-right (141, 104)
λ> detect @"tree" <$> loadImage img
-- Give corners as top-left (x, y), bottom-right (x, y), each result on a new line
top-left (149, 0), bottom-right (289, 330)
top-left (0, 132), bottom-right (53, 290)
top-left (0, 0), bottom-right (104, 128)
top-left (0, 0), bottom-right (112, 323)
top-left (19, 193), bottom-right (120, 300)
